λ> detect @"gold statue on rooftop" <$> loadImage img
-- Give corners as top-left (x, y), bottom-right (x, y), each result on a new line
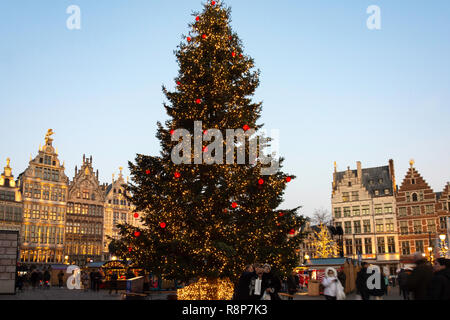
top-left (45, 129), bottom-right (54, 144)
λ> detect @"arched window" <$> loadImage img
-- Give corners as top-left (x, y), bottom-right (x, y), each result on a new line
top-left (412, 193), bottom-right (418, 202)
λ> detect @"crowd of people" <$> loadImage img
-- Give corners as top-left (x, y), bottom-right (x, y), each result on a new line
top-left (233, 263), bottom-right (283, 300)
top-left (355, 252), bottom-right (450, 300)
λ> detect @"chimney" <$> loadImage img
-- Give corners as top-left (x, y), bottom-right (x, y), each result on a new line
top-left (389, 159), bottom-right (396, 193)
top-left (357, 161), bottom-right (362, 181)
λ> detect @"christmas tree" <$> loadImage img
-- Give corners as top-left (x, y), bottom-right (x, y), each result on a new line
top-left (312, 224), bottom-right (339, 259)
top-left (114, 1), bottom-right (305, 298)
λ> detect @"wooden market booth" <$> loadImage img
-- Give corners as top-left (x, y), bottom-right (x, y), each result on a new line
top-left (304, 257), bottom-right (361, 295)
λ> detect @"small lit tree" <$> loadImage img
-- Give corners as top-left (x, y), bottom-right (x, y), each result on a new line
top-left (312, 224), bottom-right (339, 258)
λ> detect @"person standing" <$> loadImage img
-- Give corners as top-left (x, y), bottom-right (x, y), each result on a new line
top-left (248, 264), bottom-right (268, 300)
top-left (233, 264), bottom-right (254, 300)
top-left (427, 258), bottom-right (450, 300)
top-left (30, 270), bottom-right (38, 290)
top-left (356, 262), bottom-right (370, 300)
top-left (109, 272), bottom-right (119, 295)
top-left (262, 264), bottom-right (281, 300)
top-left (368, 269), bottom-right (387, 300)
top-left (408, 252), bottom-right (433, 300)
top-left (337, 269), bottom-right (346, 292)
top-left (57, 270), bottom-right (64, 288)
top-left (397, 268), bottom-right (410, 300)
top-left (322, 267), bottom-right (345, 300)
top-left (43, 268), bottom-right (51, 289)
top-left (286, 271), bottom-right (300, 300)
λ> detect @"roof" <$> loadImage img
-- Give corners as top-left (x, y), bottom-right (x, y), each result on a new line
top-left (336, 165), bottom-right (393, 197)
top-left (307, 258), bottom-right (348, 266)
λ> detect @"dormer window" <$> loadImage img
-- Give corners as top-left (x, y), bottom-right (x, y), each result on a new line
top-left (412, 193), bottom-right (418, 202)
top-left (411, 179), bottom-right (415, 184)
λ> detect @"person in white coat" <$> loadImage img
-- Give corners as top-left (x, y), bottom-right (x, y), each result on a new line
top-left (322, 267), bottom-right (346, 300)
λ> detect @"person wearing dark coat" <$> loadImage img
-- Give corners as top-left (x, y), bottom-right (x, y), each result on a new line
top-left (286, 271), bottom-right (300, 300)
top-left (233, 265), bottom-right (254, 300)
top-left (408, 252), bottom-right (433, 300)
top-left (397, 269), bottom-right (411, 300)
top-left (356, 262), bottom-right (370, 300)
top-left (262, 264), bottom-right (281, 300)
top-left (427, 258), bottom-right (450, 300)
top-left (248, 264), bottom-right (269, 300)
top-left (58, 270), bottom-right (64, 288)
top-left (43, 269), bottom-right (51, 289)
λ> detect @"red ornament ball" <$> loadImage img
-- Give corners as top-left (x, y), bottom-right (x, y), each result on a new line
top-left (203, 130), bottom-right (208, 135)
top-left (203, 146), bottom-right (208, 152)
top-left (232, 52), bottom-right (236, 57)
top-left (289, 229), bottom-right (295, 235)
top-left (279, 212), bottom-right (284, 217)
top-left (231, 202), bottom-right (238, 209)
top-left (134, 231), bottom-right (141, 237)
top-left (286, 177), bottom-right (292, 182)
top-left (174, 172), bottom-right (181, 178)
top-left (196, 16), bottom-right (200, 21)
top-left (196, 98), bottom-right (202, 104)
top-left (145, 169), bottom-right (151, 175)
top-left (128, 247), bottom-right (132, 252)
top-left (243, 124), bottom-right (250, 131)
top-left (202, 34), bottom-right (207, 39)
top-left (258, 179), bottom-right (264, 185)
top-left (211, 1), bottom-right (216, 5)
top-left (187, 37), bottom-right (191, 42)
top-left (134, 213), bottom-right (139, 218)
top-left (160, 222), bottom-right (166, 229)
top-left (170, 129), bottom-right (175, 135)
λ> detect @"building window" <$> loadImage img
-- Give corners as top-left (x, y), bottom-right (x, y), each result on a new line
top-left (419, 192), bottom-right (424, 201)
top-left (344, 207), bottom-right (351, 217)
top-left (413, 220), bottom-right (422, 234)
top-left (401, 241), bottom-right (410, 255)
top-left (412, 193), bottom-right (418, 202)
top-left (348, 181), bottom-right (352, 187)
top-left (345, 221), bottom-right (352, 234)
top-left (375, 190), bottom-right (380, 196)
top-left (387, 237), bottom-right (396, 253)
top-left (406, 192), bottom-right (410, 202)
top-left (385, 219), bottom-right (394, 232)
top-left (352, 207), bottom-right (360, 216)
top-left (412, 206), bottom-right (420, 216)
top-left (411, 179), bottom-right (415, 185)
top-left (384, 189), bottom-right (390, 195)
top-left (352, 191), bottom-right (359, 201)
top-left (384, 205), bottom-right (392, 214)
top-left (427, 219), bottom-right (436, 233)
top-left (425, 205), bottom-right (434, 214)
top-left (362, 205), bottom-right (370, 215)
top-left (415, 240), bottom-right (424, 253)
top-left (374, 205), bottom-right (382, 215)
top-left (354, 221), bottom-right (361, 234)
top-left (334, 208), bottom-right (341, 219)
top-left (345, 239), bottom-right (353, 255)
top-left (398, 207), bottom-right (407, 217)
top-left (364, 238), bottom-right (372, 254)
top-left (342, 192), bottom-right (349, 202)
top-left (376, 219), bottom-right (384, 232)
top-left (377, 237), bottom-right (386, 254)
top-left (440, 217), bottom-right (448, 230)
top-left (363, 220), bottom-right (371, 233)
top-left (355, 238), bottom-right (362, 254)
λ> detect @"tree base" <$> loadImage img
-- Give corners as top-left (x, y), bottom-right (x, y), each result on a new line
top-left (177, 278), bottom-right (234, 300)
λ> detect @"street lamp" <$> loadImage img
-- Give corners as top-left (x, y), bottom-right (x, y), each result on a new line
top-left (427, 246), bottom-right (433, 264)
top-left (304, 254), bottom-right (310, 265)
top-left (439, 234), bottom-right (448, 258)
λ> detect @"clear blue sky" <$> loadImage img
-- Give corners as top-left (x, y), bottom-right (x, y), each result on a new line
top-left (1, 1), bottom-right (449, 218)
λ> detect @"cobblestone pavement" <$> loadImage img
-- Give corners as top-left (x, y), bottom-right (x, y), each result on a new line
top-left (0, 286), bottom-right (403, 300)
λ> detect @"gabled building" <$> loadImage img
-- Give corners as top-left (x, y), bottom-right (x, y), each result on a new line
top-left (331, 160), bottom-right (399, 275)
top-left (0, 158), bottom-right (23, 232)
top-left (102, 167), bottom-right (142, 259)
top-left (396, 160), bottom-right (450, 264)
top-left (65, 155), bottom-right (105, 266)
top-left (18, 130), bottom-right (69, 264)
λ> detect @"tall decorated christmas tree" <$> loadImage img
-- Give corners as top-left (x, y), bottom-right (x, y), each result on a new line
top-left (114, 1), bottom-right (305, 300)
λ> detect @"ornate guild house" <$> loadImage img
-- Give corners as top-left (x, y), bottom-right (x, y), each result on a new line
top-left (396, 160), bottom-right (450, 264)
top-left (18, 130), bottom-right (69, 264)
top-left (332, 160), bottom-right (399, 274)
top-left (0, 158), bottom-right (23, 232)
top-left (66, 155), bottom-right (105, 266)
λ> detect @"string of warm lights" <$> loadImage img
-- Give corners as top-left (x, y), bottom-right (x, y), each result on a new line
top-left (110, 1), bottom-right (307, 299)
